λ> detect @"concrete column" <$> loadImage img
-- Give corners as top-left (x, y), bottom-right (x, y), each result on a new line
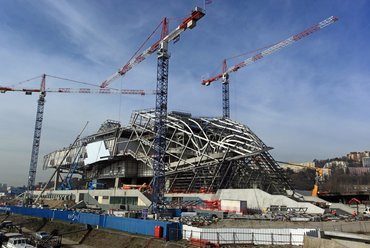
top-left (114, 177), bottom-right (120, 189)
top-left (53, 169), bottom-right (60, 190)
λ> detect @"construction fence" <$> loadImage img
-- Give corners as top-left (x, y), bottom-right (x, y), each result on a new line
top-left (181, 225), bottom-right (319, 246)
top-left (0, 206), bottom-right (181, 241)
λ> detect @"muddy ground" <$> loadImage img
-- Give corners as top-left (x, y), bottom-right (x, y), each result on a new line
top-left (1, 214), bottom-right (189, 248)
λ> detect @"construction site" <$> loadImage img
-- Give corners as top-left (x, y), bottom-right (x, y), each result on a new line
top-left (1, 3), bottom-right (370, 248)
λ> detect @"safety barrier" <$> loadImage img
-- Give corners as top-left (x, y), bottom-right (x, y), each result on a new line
top-left (0, 206), bottom-right (181, 241)
top-left (182, 225), bottom-right (318, 246)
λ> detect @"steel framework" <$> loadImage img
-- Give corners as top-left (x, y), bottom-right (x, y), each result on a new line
top-left (124, 110), bottom-right (293, 194)
top-left (43, 110), bottom-right (294, 195)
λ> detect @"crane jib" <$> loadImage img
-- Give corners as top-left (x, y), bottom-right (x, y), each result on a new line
top-left (100, 7), bottom-right (205, 88)
top-left (203, 15), bottom-right (339, 85)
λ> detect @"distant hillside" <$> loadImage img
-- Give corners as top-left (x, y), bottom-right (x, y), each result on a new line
top-left (286, 151), bottom-right (370, 192)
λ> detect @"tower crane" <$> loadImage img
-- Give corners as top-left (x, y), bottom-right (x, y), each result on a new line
top-left (202, 16), bottom-right (339, 118)
top-left (99, 7), bottom-right (205, 212)
top-left (0, 74), bottom-right (154, 199)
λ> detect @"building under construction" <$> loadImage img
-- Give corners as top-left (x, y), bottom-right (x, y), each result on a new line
top-left (43, 109), bottom-right (294, 195)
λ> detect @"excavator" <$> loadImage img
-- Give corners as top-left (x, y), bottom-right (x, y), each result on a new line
top-left (276, 161), bottom-right (323, 197)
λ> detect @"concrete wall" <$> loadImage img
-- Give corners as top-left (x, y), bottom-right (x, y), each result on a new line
top-left (33, 188), bottom-right (152, 207)
top-left (165, 193), bottom-right (215, 201)
top-left (217, 189), bottom-right (325, 214)
top-left (220, 200), bottom-right (247, 212)
top-left (303, 236), bottom-right (370, 248)
top-left (166, 189), bottom-right (324, 214)
top-left (303, 236), bottom-right (348, 248)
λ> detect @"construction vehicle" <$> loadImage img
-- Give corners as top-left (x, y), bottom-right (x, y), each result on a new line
top-left (202, 16), bottom-right (338, 118)
top-left (34, 123), bottom-right (88, 204)
top-left (87, 181), bottom-right (106, 190)
top-left (58, 143), bottom-right (85, 191)
top-left (2, 236), bottom-right (36, 248)
top-left (100, 7), bottom-right (205, 212)
top-left (277, 161), bottom-right (323, 197)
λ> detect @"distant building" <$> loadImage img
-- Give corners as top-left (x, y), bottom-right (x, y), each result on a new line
top-left (279, 162), bottom-right (315, 173)
top-left (323, 161), bottom-right (348, 171)
top-left (7, 186), bottom-right (25, 196)
top-left (362, 157), bottom-right (370, 167)
top-left (347, 151), bottom-right (370, 162)
top-left (279, 162), bottom-right (331, 178)
top-left (321, 168), bottom-right (331, 177)
top-left (0, 183), bottom-right (7, 192)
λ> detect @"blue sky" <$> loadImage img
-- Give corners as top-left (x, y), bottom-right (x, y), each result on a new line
top-left (0, 0), bottom-right (369, 185)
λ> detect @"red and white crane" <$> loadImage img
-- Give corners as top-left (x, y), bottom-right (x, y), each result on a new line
top-left (1, 74), bottom-right (153, 200)
top-left (202, 16), bottom-right (339, 118)
top-left (0, 86), bottom-right (155, 95)
top-left (99, 7), bottom-right (205, 212)
top-left (99, 7), bottom-right (205, 89)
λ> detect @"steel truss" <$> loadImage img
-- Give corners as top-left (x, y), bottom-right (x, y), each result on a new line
top-left (124, 110), bottom-right (293, 194)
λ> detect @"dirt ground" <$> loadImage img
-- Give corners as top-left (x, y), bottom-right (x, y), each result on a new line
top-left (82, 228), bottom-right (189, 248)
top-left (1, 214), bottom-right (189, 248)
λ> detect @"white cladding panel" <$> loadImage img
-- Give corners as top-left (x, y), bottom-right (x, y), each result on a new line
top-left (84, 141), bottom-right (110, 165)
top-left (221, 200), bottom-right (247, 212)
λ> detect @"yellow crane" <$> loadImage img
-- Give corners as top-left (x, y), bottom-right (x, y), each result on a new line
top-left (277, 161), bottom-right (324, 197)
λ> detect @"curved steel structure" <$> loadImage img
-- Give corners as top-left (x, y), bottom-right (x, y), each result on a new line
top-left (43, 110), bottom-right (293, 195)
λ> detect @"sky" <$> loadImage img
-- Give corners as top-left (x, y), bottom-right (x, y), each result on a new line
top-left (0, 0), bottom-right (369, 186)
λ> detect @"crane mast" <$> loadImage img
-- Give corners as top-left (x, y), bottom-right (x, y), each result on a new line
top-left (202, 16), bottom-right (339, 118)
top-left (152, 8), bottom-right (205, 212)
top-left (153, 39), bottom-right (170, 212)
top-left (98, 7), bottom-right (205, 212)
top-left (221, 60), bottom-right (230, 118)
top-left (27, 74), bottom-right (46, 193)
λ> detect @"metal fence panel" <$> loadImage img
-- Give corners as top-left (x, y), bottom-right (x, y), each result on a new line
top-left (52, 210), bottom-right (74, 222)
top-left (79, 213), bottom-right (100, 226)
top-left (0, 206), bottom-right (182, 241)
top-left (182, 225), bottom-right (318, 246)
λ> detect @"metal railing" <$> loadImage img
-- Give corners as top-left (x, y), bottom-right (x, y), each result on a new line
top-left (179, 228), bottom-right (318, 246)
